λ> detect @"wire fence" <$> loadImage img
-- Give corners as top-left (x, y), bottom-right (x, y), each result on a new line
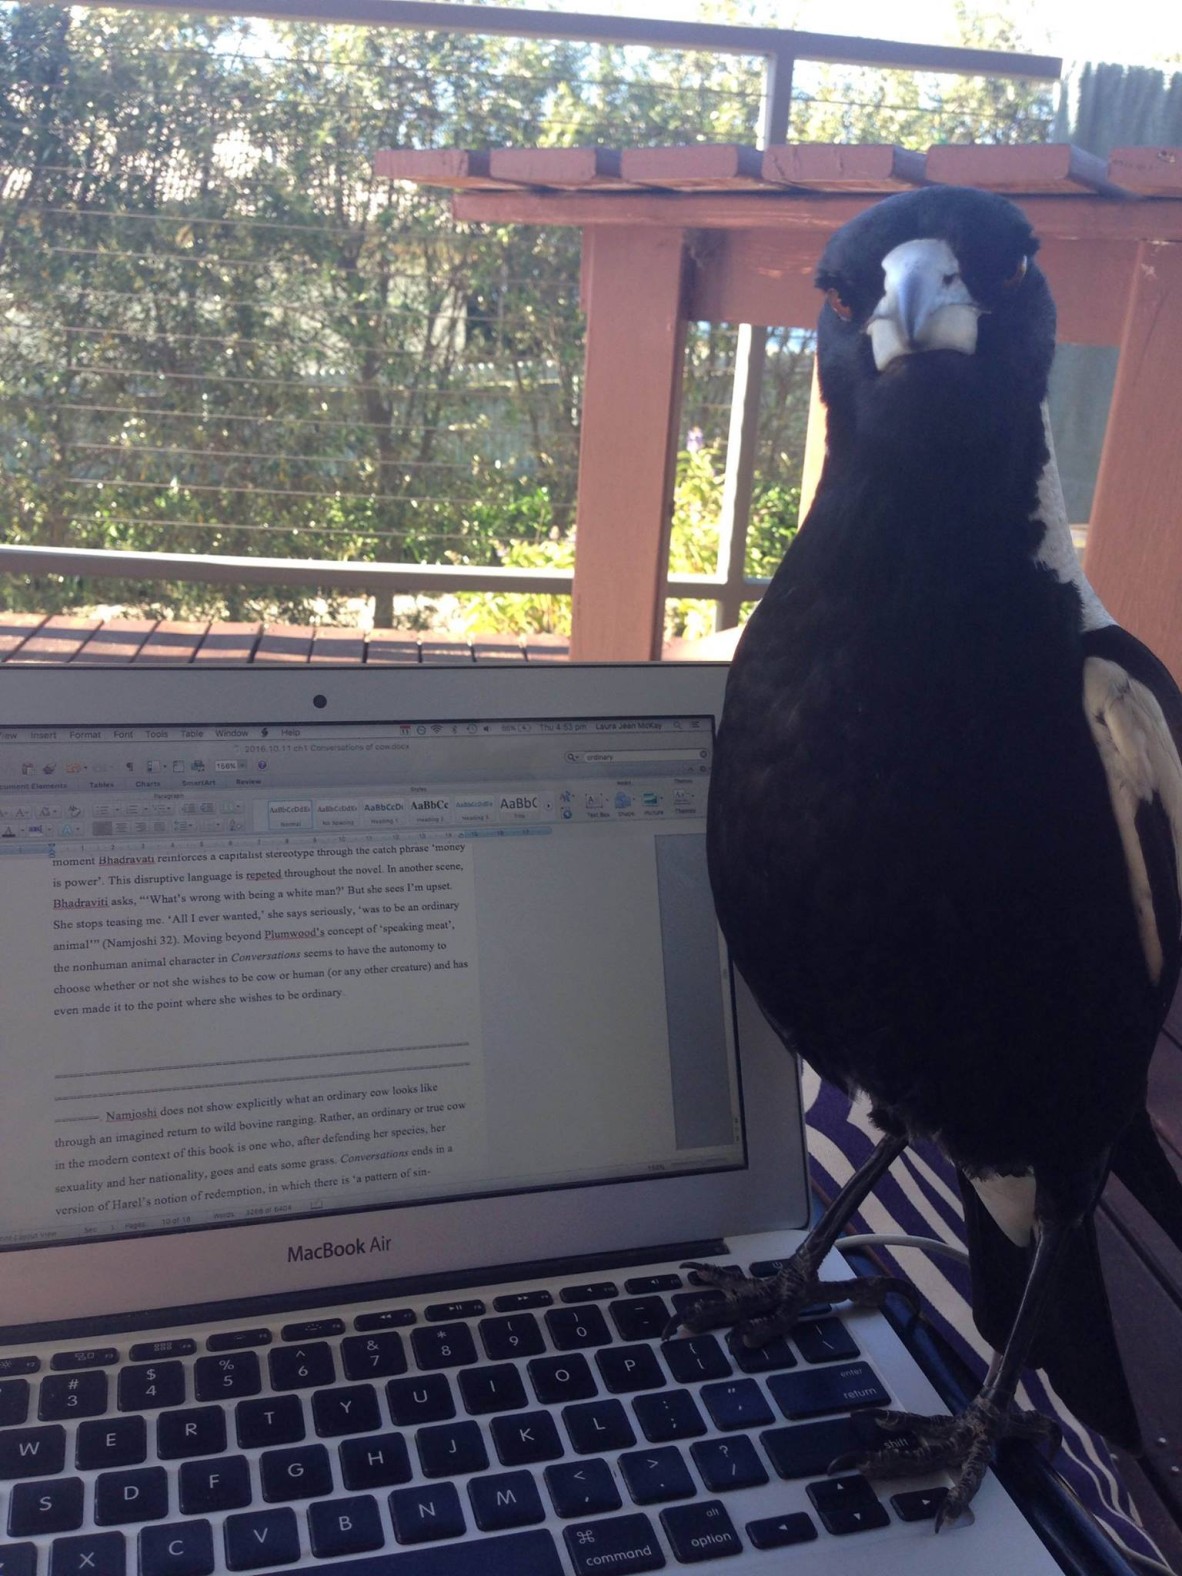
top-left (0, 4), bottom-right (1058, 634)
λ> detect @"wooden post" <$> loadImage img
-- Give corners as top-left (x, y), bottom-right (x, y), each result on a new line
top-left (571, 227), bottom-right (689, 661)
top-left (1085, 240), bottom-right (1182, 685)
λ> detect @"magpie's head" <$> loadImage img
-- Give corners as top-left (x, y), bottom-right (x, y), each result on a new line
top-left (814, 187), bottom-right (1054, 467)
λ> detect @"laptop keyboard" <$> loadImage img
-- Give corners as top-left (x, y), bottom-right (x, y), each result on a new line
top-left (0, 1261), bottom-right (950, 1574)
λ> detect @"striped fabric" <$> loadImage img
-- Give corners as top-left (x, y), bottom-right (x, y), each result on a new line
top-left (803, 1066), bottom-right (1166, 1569)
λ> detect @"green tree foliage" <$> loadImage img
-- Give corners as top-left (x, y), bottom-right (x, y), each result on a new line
top-left (0, 5), bottom-right (1053, 631)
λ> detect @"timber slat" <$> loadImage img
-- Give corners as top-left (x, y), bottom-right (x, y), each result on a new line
top-left (488, 146), bottom-right (631, 189)
top-left (71, 618), bottom-right (158, 664)
top-left (620, 144), bottom-right (766, 190)
top-left (1107, 146), bottom-right (1182, 196)
top-left (310, 626), bottom-right (367, 664)
top-left (192, 622), bottom-right (262, 664)
top-left (762, 143), bottom-right (926, 190)
top-left (5, 614), bottom-right (101, 664)
top-left (924, 142), bottom-right (1127, 196)
top-left (373, 148), bottom-right (516, 191)
top-left (255, 624), bottom-right (315, 663)
top-left (0, 612), bottom-right (48, 659)
top-left (365, 634), bottom-right (425, 665)
top-left (136, 620), bottom-right (209, 663)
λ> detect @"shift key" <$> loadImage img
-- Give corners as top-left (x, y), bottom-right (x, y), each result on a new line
top-left (565, 1513), bottom-right (666, 1573)
top-left (768, 1362), bottom-right (888, 1420)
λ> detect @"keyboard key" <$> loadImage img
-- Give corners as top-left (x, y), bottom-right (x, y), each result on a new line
top-left (618, 1445), bottom-right (696, 1504)
top-left (699, 1379), bottom-right (773, 1433)
top-left (94, 1466), bottom-right (169, 1525)
top-left (0, 1377), bottom-right (30, 1426)
top-left (546, 1306), bottom-right (612, 1351)
top-left (118, 1362), bottom-right (186, 1412)
top-left (76, 1416), bottom-right (147, 1471)
top-left (340, 1431), bottom-right (413, 1490)
top-left (269, 1343), bottom-right (335, 1390)
top-left (660, 1336), bottom-right (731, 1385)
top-left (660, 1500), bottom-right (742, 1562)
top-left (206, 1329), bottom-right (271, 1352)
top-left (236, 1394), bottom-right (305, 1449)
top-left (128, 1340), bottom-right (196, 1363)
top-left (563, 1399), bottom-right (637, 1455)
top-left (745, 1511), bottom-right (817, 1549)
top-left (479, 1313), bottom-right (544, 1361)
top-left (342, 1332), bottom-right (407, 1380)
top-left (469, 1470), bottom-right (547, 1531)
top-left (194, 1352), bottom-right (261, 1402)
top-left (157, 1407), bottom-right (227, 1460)
top-left (39, 1371), bottom-right (108, 1420)
top-left (353, 1308), bottom-right (416, 1331)
top-left (0, 1358), bottom-right (39, 1377)
top-left (260, 1442), bottom-right (334, 1501)
top-left (669, 1290), bottom-right (726, 1320)
top-left (458, 1363), bottom-right (528, 1415)
top-left (807, 1474), bottom-right (891, 1535)
top-left (729, 1335), bottom-right (797, 1374)
top-left (0, 1545), bottom-right (36, 1576)
top-left (529, 1353), bottom-right (597, 1406)
top-left (768, 1361), bottom-right (888, 1420)
top-left (632, 1391), bottom-right (707, 1443)
top-left (308, 1494), bottom-right (385, 1557)
top-left (559, 1282), bottom-right (618, 1304)
top-left (139, 1519), bottom-right (214, 1576)
top-left (596, 1345), bottom-right (665, 1394)
top-left (490, 1409), bottom-right (564, 1466)
top-left (545, 1458), bottom-right (622, 1518)
top-left (609, 1298), bottom-right (669, 1343)
top-left (312, 1383), bottom-right (381, 1437)
top-left (891, 1486), bottom-right (949, 1522)
top-left (49, 1532), bottom-right (125, 1576)
top-left (416, 1421), bottom-right (488, 1478)
top-left (51, 1349), bottom-right (119, 1371)
top-left (387, 1373), bottom-right (455, 1426)
top-left (761, 1417), bottom-right (864, 1479)
top-left (625, 1274), bottom-right (682, 1295)
top-left (178, 1456), bottom-right (252, 1515)
top-left (563, 1512), bottom-right (664, 1574)
top-left (223, 1507), bottom-right (301, 1569)
top-left (9, 1476), bottom-right (85, 1535)
top-left (0, 1423), bottom-right (66, 1479)
top-left (388, 1481), bottom-right (466, 1544)
top-left (281, 1319), bottom-right (345, 1342)
top-left (793, 1317), bottom-right (860, 1364)
top-left (493, 1290), bottom-right (552, 1311)
top-left (690, 1435), bottom-right (768, 1492)
top-left (411, 1324), bottom-right (478, 1372)
top-left (426, 1300), bottom-right (486, 1322)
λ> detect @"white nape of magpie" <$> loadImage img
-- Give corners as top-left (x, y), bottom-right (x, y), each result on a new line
top-left (673, 186), bottom-right (1182, 1527)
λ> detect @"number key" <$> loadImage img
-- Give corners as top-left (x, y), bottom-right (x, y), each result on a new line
top-left (39, 1371), bottom-right (108, 1421)
top-left (341, 1332), bottom-right (407, 1381)
top-left (119, 1362), bottom-right (186, 1412)
top-left (410, 1325), bottom-right (477, 1372)
top-left (269, 1343), bottom-right (335, 1391)
top-left (194, 1352), bottom-right (261, 1402)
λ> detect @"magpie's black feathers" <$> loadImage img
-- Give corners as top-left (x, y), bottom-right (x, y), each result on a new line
top-left (707, 186), bottom-right (1182, 1478)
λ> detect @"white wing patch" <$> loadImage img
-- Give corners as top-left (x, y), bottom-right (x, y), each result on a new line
top-left (1083, 656), bottom-right (1182, 985)
top-left (968, 1171), bottom-right (1036, 1247)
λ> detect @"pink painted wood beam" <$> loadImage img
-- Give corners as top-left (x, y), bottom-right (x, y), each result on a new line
top-left (1086, 240), bottom-right (1182, 685)
top-left (571, 227), bottom-right (689, 661)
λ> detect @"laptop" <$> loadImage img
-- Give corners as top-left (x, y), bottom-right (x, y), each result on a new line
top-left (0, 660), bottom-right (1069, 1575)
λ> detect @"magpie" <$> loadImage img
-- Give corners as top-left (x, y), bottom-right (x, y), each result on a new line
top-left (680, 185), bottom-right (1182, 1526)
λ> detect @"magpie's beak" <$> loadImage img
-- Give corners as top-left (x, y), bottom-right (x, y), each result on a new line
top-left (868, 237), bottom-right (983, 373)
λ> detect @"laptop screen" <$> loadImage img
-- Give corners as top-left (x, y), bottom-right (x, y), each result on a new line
top-left (0, 709), bottom-right (744, 1254)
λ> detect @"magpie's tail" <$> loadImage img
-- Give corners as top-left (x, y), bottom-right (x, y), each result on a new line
top-left (959, 1181), bottom-right (1141, 1451)
top-left (1110, 1106), bottom-right (1182, 1254)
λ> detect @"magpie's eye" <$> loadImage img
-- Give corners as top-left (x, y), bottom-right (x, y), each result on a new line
top-left (1001, 255), bottom-right (1028, 291)
top-left (825, 287), bottom-right (853, 321)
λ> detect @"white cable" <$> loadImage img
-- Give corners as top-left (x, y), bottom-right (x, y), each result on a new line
top-left (838, 1231), bottom-right (971, 1266)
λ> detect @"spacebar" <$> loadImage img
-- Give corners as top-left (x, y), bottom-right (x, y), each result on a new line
top-left (260, 1531), bottom-right (564, 1576)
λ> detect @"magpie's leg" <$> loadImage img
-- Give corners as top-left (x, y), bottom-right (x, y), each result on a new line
top-left (666, 1132), bottom-right (917, 1341)
top-left (834, 1212), bottom-right (1069, 1529)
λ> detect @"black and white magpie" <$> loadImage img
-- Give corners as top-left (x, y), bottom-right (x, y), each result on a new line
top-left (681, 185), bottom-right (1182, 1525)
